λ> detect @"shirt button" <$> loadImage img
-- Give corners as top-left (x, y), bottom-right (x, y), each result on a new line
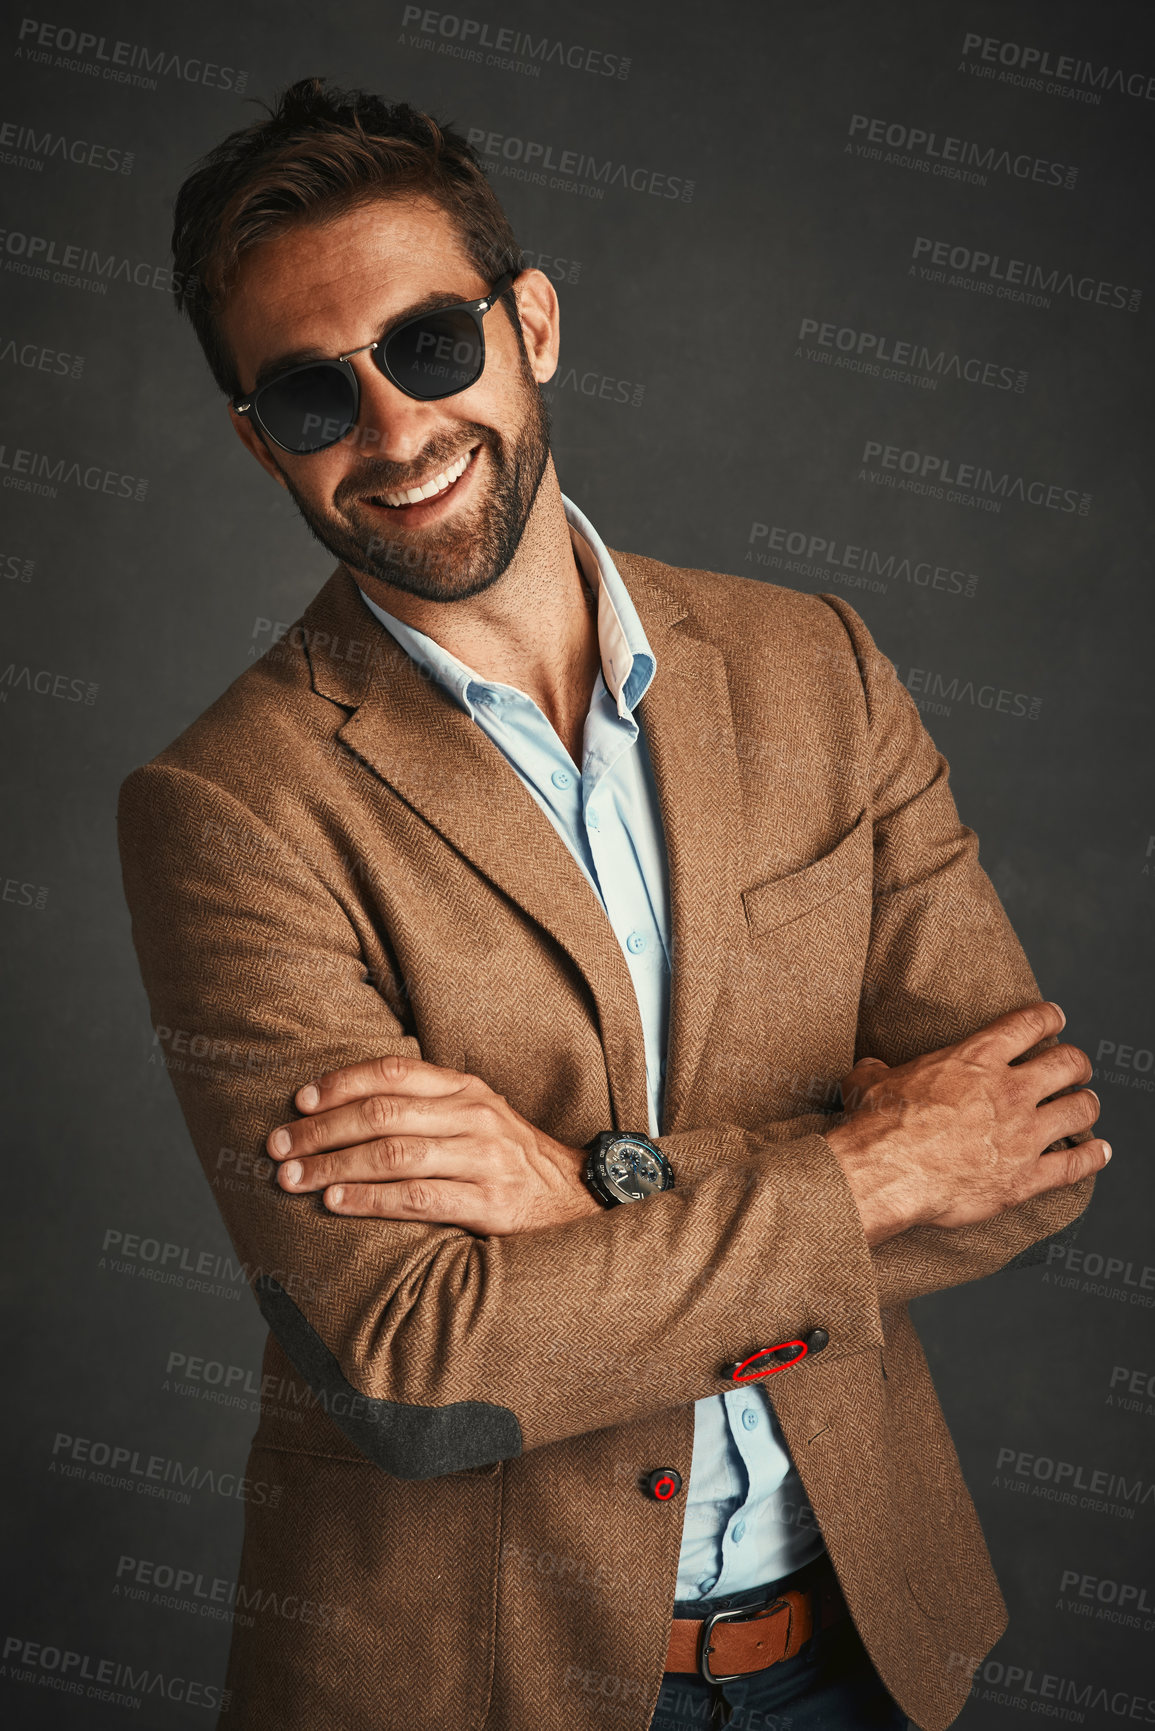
top-left (587, 809), bottom-right (600, 830)
top-left (732, 1519), bottom-right (746, 1544)
top-left (551, 768), bottom-right (573, 789)
top-left (741, 1408), bottom-right (760, 1431)
top-left (626, 931), bottom-right (647, 955)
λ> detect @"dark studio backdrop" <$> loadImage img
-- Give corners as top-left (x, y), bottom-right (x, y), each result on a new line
top-left (2, 0), bottom-right (1154, 1725)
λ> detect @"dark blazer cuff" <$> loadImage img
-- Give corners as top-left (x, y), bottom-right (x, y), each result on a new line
top-left (1000, 1206), bottom-right (1091, 1272)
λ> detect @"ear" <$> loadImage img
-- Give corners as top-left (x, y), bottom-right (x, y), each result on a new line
top-left (508, 267), bottom-right (560, 387)
top-left (228, 403), bottom-right (289, 489)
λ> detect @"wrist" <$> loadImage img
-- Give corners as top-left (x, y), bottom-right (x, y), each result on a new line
top-left (823, 1117), bottom-right (921, 1248)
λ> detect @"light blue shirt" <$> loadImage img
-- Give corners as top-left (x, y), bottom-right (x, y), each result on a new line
top-left (357, 493), bottom-right (825, 1599)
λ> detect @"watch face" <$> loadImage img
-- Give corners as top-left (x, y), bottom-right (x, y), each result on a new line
top-left (600, 1138), bottom-right (668, 1203)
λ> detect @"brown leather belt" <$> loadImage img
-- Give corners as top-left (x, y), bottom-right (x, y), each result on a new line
top-left (665, 1563), bottom-right (847, 1683)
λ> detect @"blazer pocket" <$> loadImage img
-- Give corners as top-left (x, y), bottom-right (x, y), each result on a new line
top-left (742, 810), bottom-right (872, 937)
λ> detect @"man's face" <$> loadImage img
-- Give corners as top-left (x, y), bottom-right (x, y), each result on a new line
top-left (219, 198), bottom-right (558, 602)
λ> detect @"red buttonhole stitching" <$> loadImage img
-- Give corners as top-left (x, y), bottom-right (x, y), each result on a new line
top-left (731, 1341), bottom-right (808, 1382)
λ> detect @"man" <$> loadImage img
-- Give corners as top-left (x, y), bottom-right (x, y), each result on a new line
top-left (118, 79), bottom-right (1108, 1731)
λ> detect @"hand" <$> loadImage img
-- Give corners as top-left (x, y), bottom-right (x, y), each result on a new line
top-left (265, 1053), bottom-right (602, 1235)
top-left (823, 1002), bottom-right (1111, 1248)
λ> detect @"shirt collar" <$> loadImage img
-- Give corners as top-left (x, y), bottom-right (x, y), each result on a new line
top-left (355, 492), bottom-right (656, 723)
top-left (563, 493), bottom-right (655, 718)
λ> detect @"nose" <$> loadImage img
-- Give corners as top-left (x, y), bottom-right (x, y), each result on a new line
top-left (344, 349), bottom-right (448, 465)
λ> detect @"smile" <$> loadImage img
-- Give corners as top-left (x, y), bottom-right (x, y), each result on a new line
top-left (372, 446), bottom-right (476, 509)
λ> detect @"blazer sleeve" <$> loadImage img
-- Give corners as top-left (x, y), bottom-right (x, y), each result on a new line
top-left (118, 760), bottom-right (881, 1481)
top-left (817, 593), bottom-right (1097, 1312)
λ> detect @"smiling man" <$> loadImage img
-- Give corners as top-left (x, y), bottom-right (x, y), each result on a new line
top-left (118, 79), bottom-right (1108, 1731)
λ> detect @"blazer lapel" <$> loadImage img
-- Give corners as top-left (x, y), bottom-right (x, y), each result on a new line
top-left (296, 554), bottom-right (746, 1141)
top-left (298, 567), bottom-right (650, 1131)
top-left (615, 551), bottom-right (747, 1135)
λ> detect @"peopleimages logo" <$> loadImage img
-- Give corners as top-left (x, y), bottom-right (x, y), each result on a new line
top-left (49, 1429), bottom-right (284, 1508)
top-left (114, 1552), bottom-right (349, 1631)
top-left (0, 336), bottom-right (84, 379)
top-left (948, 1649), bottom-right (1155, 1724)
top-left (399, 7), bottom-right (631, 79)
top-left (466, 126), bottom-right (694, 202)
top-left (859, 439), bottom-right (1091, 516)
top-left (910, 235), bottom-right (1141, 312)
top-left (798, 316), bottom-right (1026, 393)
top-left (0, 118), bottom-right (133, 174)
top-left (0, 440), bottom-right (147, 502)
top-left (0, 664), bottom-right (98, 705)
top-left (847, 113), bottom-right (1077, 189)
top-left (1043, 1240), bottom-right (1155, 1307)
top-left (0, 226), bottom-right (185, 297)
top-left (1059, 1566), bottom-right (1155, 1629)
top-left (959, 32), bottom-right (1155, 104)
top-left (994, 1445), bottom-right (1155, 1519)
top-left (14, 17), bottom-right (247, 93)
top-left (3, 1633), bottom-right (229, 1714)
top-left (904, 667), bottom-right (1041, 723)
top-left (745, 522), bottom-right (978, 600)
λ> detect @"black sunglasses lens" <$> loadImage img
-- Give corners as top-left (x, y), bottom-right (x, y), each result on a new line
top-left (256, 364), bottom-right (357, 453)
top-left (382, 309), bottom-right (484, 400)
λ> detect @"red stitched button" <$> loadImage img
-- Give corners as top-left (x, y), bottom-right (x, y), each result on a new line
top-left (726, 1340), bottom-right (808, 1382)
top-left (644, 1469), bottom-right (683, 1501)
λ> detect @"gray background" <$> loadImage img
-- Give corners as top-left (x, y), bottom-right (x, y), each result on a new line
top-left (3, 0), bottom-right (1154, 1724)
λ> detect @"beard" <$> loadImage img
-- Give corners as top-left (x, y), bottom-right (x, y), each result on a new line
top-left (278, 348), bottom-right (553, 605)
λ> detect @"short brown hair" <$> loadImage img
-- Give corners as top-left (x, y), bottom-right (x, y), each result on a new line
top-left (171, 76), bottom-right (523, 396)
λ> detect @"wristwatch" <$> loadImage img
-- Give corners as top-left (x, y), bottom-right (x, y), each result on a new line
top-left (582, 1131), bottom-right (675, 1208)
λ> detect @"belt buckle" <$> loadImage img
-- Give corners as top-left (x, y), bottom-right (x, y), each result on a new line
top-left (698, 1593), bottom-right (792, 1685)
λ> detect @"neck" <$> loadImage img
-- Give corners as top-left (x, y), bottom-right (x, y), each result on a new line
top-left (353, 458), bottom-right (602, 764)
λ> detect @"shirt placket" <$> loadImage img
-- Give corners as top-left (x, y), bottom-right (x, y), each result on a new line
top-left (582, 678), bottom-right (670, 1135)
top-left (709, 1389), bottom-right (772, 1592)
top-left (355, 512), bottom-right (821, 1610)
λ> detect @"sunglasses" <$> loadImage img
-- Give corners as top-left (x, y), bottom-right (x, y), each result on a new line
top-left (232, 269), bottom-right (517, 455)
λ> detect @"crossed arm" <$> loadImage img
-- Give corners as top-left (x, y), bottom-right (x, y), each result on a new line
top-left (261, 1000), bottom-right (1106, 1284)
top-left (257, 591), bottom-right (1107, 1295)
top-left (117, 604), bottom-right (1104, 1476)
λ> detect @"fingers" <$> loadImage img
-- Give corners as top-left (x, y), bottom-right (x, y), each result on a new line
top-left (268, 1090), bottom-right (473, 1161)
top-left (1035, 1087), bottom-right (1102, 1148)
top-left (1018, 1041), bottom-right (1094, 1102)
top-left (838, 1055), bottom-right (889, 1110)
top-left (1027, 1137), bottom-right (1112, 1198)
top-left (292, 1052), bottom-right (476, 1114)
top-left (323, 1177), bottom-right (487, 1228)
top-left (959, 1000), bottom-right (1066, 1063)
top-left (273, 1134), bottom-right (479, 1195)
top-left (267, 1070), bottom-right (510, 1202)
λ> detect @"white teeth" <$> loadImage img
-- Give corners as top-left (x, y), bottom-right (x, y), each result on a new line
top-left (379, 448), bottom-right (473, 508)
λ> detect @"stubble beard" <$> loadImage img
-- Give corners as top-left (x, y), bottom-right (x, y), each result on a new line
top-left (279, 355), bottom-right (553, 605)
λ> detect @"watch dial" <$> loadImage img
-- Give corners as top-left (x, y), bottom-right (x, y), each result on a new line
top-left (604, 1140), bottom-right (666, 1202)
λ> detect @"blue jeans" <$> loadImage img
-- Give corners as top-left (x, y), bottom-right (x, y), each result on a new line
top-left (650, 1568), bottom-right (909, 1730)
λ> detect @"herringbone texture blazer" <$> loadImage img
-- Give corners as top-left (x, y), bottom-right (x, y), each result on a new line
top-left (117, 552), bottom-right (1092, 1731)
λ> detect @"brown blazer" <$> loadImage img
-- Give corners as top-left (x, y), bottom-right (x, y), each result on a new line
top-left (117, 551), bottom-right (1092, 1731)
